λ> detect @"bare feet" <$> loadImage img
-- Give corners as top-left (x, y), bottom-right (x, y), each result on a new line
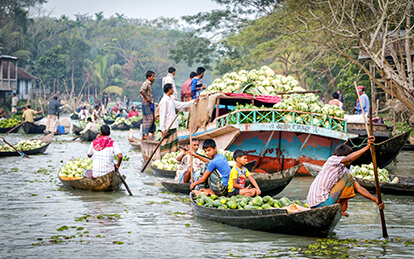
top-left (341, 211), bottom-right (349, 217)
top-left (142, 135), bottom-right (154, 141)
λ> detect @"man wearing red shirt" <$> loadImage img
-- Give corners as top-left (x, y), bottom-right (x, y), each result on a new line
top-left (180, 72), bottom-right (197, 101)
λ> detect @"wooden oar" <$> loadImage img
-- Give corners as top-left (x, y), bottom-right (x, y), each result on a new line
top-left (140, 112), bottom-right (181, 172)
top-left (115, 166), bottom-right (133, 196)
top-left (189, 110), bottom-right (194, 183)
top-left (6, 121), bottom-right (25, 134)
top-left (0, 137), bottom-right (28, 158)
top-left (354, 81), bottom-right (388, 238)
top-left (369, 106), bottom-right (388, 238)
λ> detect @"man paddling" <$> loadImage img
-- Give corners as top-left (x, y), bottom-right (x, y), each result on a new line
top-left (84, 125), bottom-right (122, 179)
top-left (306, 136), bottom-right (384, 216)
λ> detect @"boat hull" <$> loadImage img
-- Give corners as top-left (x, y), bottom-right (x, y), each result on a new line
top-left (79, 130), bottom-right (98, 142)
top-left (0, 124), bottom-right (23, 133)
top-left (190, 194), bottom-right (342, 237)
top-left (0, 133), bottom-right (53, 157)
top-left (304, 162), bottom-right (414, 195)
top-left (58, 171), bottom-right (123, 192)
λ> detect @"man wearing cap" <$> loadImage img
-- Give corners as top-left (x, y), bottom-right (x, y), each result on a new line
top-left (354, 85), bottom-right (369, 115)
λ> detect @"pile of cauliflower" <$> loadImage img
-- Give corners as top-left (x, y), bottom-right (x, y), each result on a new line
top-left (202, 66), bottom-right (301, 96)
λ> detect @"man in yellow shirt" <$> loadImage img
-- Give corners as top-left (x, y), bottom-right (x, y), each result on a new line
top-left (227, 149), bottom-right (261, 197)
top-left (22, 105), bottom-right (41, 123)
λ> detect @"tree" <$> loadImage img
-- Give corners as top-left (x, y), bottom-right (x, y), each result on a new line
top-left (289, 0), bottom-right (414, 113)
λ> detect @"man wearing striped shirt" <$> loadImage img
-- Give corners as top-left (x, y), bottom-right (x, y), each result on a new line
top-left (307, 136), bottom-right (384, 216)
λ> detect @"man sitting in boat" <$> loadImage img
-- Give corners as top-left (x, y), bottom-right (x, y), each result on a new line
top-left (80, 117), bottom-right (98, 135)
top-left (84, 125), bottom-right (122, 179)
top-left (127, 106), bottom-right (139, 119)
top-left (78, 106), bottom-right (89, 120)
top-left (159, 83), bottom-right (196, 157)
top-left (306, 136), bottom-right (384, 216)
top-left (175, 138), bottom-right (205, 183)
top-left (190, 139), bottom-right (231, 196)
top-left (228, 149), bottom-right (261, 197)
top-left (22, 105), bottom-right (41, 123)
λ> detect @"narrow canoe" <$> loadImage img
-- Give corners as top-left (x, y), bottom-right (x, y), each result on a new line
top-left (130, 119), bottom-right (143, 129)
top-left (350, 130), bottom-right (411, 168)
top-left (127, 129), bottom-right (141, 149)
top-left (0, 123), bottom-right (23, 133)
top-left (23, 122), bottom-right (46, 134)
top-left (79, 130), bottom-right (98, 142)
top-left (111, 122), bottom-right (131, 131)
top-left (190, 193), bottom-right (342, 237)
top-left (72, 124), bottom-right (83, 135)
top-left (304, 162), bottom-right (414, 195)
top-left (0, 133), bottom-right (54, 157)
top-left (157, 164), bottom-right (301, 196)
top-left (103, 118), bottom-right (115, 125)
top-left (58, 171), bottom-right (123, 192)
top-left (151, 165), bottom-right (176, 178)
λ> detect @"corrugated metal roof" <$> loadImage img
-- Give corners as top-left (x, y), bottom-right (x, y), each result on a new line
top-left (2, 61), bottom-right (37, 80)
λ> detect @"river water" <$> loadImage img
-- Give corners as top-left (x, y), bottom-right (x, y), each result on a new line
top-left (1, 126), bottom-right (413, 258)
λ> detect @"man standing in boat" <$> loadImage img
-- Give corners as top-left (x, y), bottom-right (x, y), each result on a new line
top-left (162, 67), bottom-right (178, 100)
top-left (354, 85), bottom-right (369, 115)
top-left (159, 83), bottom-right (196, 157)
top-left (85, 125), bottom-right (122, 179)
top-left (45, 95), bottom-right (61, 134)
top-left (140, 71), bottom-right (156, 141)
top-left (306, 136), bottom-right (384, 216)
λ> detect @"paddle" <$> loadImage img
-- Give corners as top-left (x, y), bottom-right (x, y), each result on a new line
top-left (354, 82), bottom-right (388, 238)
top-left (189, 110), bottom-right (194, 183)
top-left (0, 137), bottom-right (28, 158)
top-left (6, 121), bottom-right (25, 134)
top-left (115, 166), bottom-right (133, 196)
top-left (140, 112), bottom-right (181, 172)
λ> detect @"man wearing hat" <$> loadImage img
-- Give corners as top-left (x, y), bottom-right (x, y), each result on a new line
top-left (354, 85), bottom-right (369, 115)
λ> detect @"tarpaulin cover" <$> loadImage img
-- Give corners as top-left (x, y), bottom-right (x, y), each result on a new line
top-left (224, 93), bottom-right (281, 104)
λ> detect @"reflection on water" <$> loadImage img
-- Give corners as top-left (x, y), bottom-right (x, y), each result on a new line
top-left (0, 126), bottom-right (414, 258)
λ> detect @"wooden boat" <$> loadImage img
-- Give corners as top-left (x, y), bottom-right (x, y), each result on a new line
top-left (103, 118), bottom-right (115, 125)
top-left (347, 122), bottom-right (392, 145)
top-left (0, 123), bottom-right (23, 133)
top-left (70, 113), bottom-right (79, 120)
top-left (127, 129), bottom-right (141, 149)
top-left (0, 133), bottom-right (53, 157)
top-left (157, 164), bottom-right (301, 196)
top-left (58, 171), bottom-right (123, 192)
top-left (79, 129), bottom-right (98, 142)
top-left (72, 124), bottom-right (83, 135)
top-left (130, 118), bottom-right (143, 129)
top-left (151, 165), bottom-right (176, 178)
top-left (349, 130), bottom-right (410, 168)
top-left (403, 144), bottom-right (414, 151)
top-left (190, 193), bottom-right (342, 237)
top-left (111, 122), bottom-right (131, 130)
top-left (23, 122), bottom-right (46, 134)
top-left (34, 117), bottom-right (71, 135)
top-left (304, 162), bottom-right (414, 195)
top-left (33, 116), bottom-right (44, 122)
top-left (141, 93), bottom-right (357, 175)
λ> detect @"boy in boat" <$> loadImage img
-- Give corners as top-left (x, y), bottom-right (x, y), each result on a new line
top-left (306, 136), bottom-right (384, 216)
top-left (189, 139), bottom-right (230, 196)
top-left (228, 149), bottom-right (261, 197)
top-left (84, 125), bottom-right (122, 179)
top-left (80, 117), bottom-right (98, 135)
top-left (175, 138), bottom-right (205, 183)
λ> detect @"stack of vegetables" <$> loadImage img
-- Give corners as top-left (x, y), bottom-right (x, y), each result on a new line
top-left (75, 119), bottom-right (102, 132)
top-left (112, 117), bottom-right (132, 127)
top-left (195, 194), bottom-right (306, 210)
top-left (0, 140), bottom-right (46, 152)
top-left (201, 66), bottom-right (300, 96)
top-left (104, 113), bottom-right (116, 121)
top-left (58, 158), bottom-right (93, 178)
top-left (351, 163), bottom-right (391, 182)
top-left (0, 118), bottom-right (23, 128)
top-left (152, 149), bottom-right (235, 171)
top-left (128, 116), bottom-right (143, 123)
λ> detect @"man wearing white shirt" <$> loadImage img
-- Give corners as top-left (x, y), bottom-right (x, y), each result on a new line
top-left (80, 117), bottom-right (98, 135)
top-left (162, 67), bottom-right (178, 100)
top-left (159, 83), bottom-right (196, 157)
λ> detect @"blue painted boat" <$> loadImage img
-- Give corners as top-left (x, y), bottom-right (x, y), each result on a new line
top-left (142, 94), bottom-right (357, 175)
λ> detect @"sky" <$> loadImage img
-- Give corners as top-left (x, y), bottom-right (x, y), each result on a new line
top-left (42, 0), bottom-right (222, 20)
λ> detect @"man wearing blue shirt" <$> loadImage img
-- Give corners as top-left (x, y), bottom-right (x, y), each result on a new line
top-left (355, 85), bottom-right (370, 115)
top-left (191, 67), bottom-right (207, 99)
top-left (189, 139), bottom-right (231, 196)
